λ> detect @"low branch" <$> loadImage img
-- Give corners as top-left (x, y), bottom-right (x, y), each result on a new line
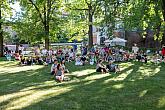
top-left (28, 0), bottom-right (44, 24)
top-left (69, 7), bottom-right (88, 11)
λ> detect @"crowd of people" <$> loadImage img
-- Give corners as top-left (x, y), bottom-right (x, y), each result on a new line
top-left (3, 44), bottom-right (165, 82)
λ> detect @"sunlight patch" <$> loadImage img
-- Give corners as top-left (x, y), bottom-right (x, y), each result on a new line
top-left (112, 84), bottom-right (124, 89)
top-left (157, 96), bottom-right (165, 108)
top-left (71, 69), bottom-right (96, 77)
top-left (104, 69), bottom-right (133, 83)
top-left (84, 80), bottom-right (95, 85)
top-left (0, 65), bottom-right (44, 74)
top-left (119, 62), bottom-right (134, 71)
top-left (139, 90), bottom-right (148, 97)
top-left (84, 73), bottom-right (110, 80)
top-left (134, 66), bottom-right (160, 80)
top-left (2, 87), bottom-right (72, 110)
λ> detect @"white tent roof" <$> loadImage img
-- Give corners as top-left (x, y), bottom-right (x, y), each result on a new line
top-left (104, 39), bottom-right (111, 43)
top-left (110, 37), bottom-right (127, 43)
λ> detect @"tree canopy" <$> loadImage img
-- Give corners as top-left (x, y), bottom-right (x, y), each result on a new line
top-left (0, 0), bottom-right (165, 56)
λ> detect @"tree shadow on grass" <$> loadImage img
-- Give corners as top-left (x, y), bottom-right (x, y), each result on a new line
top-left (21, 63), bottom-right (165, 110)
top-left (1, 62), bottom-right (165, 110)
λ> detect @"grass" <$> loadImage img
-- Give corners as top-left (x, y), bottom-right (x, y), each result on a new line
top-left (0, 58), bottom-right (165, 110)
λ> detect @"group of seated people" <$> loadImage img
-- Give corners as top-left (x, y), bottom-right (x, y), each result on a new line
top-left (96, 59), bottom-right (120, 74)
top-left (4, 45), bottom-right (165, 82)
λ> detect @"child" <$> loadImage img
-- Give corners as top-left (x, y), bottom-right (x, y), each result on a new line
top-left (89, 53), bottom-right (95, 65)
top-left (54, 64), bottom-right (64, 82)
top-left (37, 56), bottom-right (44, 65)
top-left (152, 54), bottom-right (161, 64)
top-left (75, 55), bottom-right (83, 65)
top-left (61, 60), bottom-right (69, 73)
top-left (26, 57), bottom-right (32, 65)
top-left (14, 52), bottom-right (20, 60)
top-left (20, 55), bottom-right (25, 65)
top-left (46, 56), bottom-right (52, 64)
top-left (141, 53), bottom-right (147, 63)
top-left (51, 59), bottom-right (58, 75)
top-left (65, 52), bottom-right (69, 62)
top-left (81, 55), bottom-right (87, 66)
top-left (51, 54), bottom-right (56, 63)
top-left (6, 51), bottom-right (12, 61)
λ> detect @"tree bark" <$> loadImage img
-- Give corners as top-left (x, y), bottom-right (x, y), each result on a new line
top-left (0, 5), bottom-right (3, 57)
top-left (88, 5), bottom-right (93, 49)
top-left (45, 27), bottom-right (49, 50)
top-left (161, 0), bottom-right (165, 45)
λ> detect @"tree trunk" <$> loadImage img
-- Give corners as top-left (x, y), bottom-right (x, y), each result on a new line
top-left (45, 26), bottom-right (49, 50)
top-left (0, 5), bottom-right (3, 57)
top-left (88, 6), bottom-right (93, 49)
top-left (161, 0), bottom-right (165, 45)
top-left (43, 2), bottom-right (50, 51)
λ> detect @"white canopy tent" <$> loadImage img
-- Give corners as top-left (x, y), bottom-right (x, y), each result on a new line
top-left (104, 39), bottom-right (111, 46)
top-left (104, 37), bottom-right (127, 46)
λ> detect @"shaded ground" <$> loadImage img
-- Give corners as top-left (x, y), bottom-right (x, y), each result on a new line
top-left (0, 59), bottom-right (165, 110)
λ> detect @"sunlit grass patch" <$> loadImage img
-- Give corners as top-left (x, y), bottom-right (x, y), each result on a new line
top-left (0, 65), bottom-right (44, 74)
top-left (157, 96), bottom-right (165, 108)
top-left (0, 60), bottom-right (165, 110)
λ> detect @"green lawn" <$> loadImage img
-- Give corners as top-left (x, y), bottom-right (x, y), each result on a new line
top-left (0, 58), bottom-right (165, 110)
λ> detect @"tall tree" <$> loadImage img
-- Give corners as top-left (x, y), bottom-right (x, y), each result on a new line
top-left (0, 2), bottom-right (3, 57)
top-left (0, 0), bottom-right (13, 57)
top-left (66, 0), bottom-right (101, 48)
top-left (19, 0), bottom-right (62, 50)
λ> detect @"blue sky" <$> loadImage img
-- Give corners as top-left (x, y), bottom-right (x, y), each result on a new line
top-left (10, 2), bottom-right (21, 18)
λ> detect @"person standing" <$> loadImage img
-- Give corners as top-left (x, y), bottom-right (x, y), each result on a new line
top-left (132, 44), bottom-right (139, 54)
top-left (161, 45), bottom-right (165, 59)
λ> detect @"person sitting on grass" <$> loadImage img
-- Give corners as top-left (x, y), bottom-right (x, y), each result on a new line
top-left (51, 59), bottom-right (58, 75)
top-left (75, 54), bottom-right (83, 66)
top-left (26, 57), bottom-right (32, 65)
top-left (46, 55), bottom-right (52, 64)
top-left (65, 52), bottom-right (69, 62)
top-left (81, 55), bottom-right (87, 66)
top-left (89, 53), bottom-right (95, 65)
top-left (61, 60), bottom-right (69, 73)
top-left (141, 52), bottom-right (147, 63)
top-left (69, 49), bottom-right (75, 61)
top-left (106, 60), bottom-right (120, 73)
top-left (96, 59), bottom-right (108, 74)
top-left (37, 56), bottom-right (44, 65)
top-left (20, 55), bottom-right (26, 65)
top-left (14, 51), bottom-right (20, 60)
top-left (54, 64), bottom-right (64, 82)
top-left (5, 51), bottom-right (12, 61)
top-left (51, 54), bottom-right (56, 63)
top-left (152, 54), bottom-right (161, 64)
top-left (136, 52), bottom-right (142, 62)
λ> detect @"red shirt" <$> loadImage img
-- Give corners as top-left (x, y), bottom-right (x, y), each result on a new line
top-left (162, 47), bottom-right (165, 56)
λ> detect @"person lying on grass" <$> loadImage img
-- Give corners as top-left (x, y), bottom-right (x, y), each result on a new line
top-left (54, 64), bottom-right (65, 82)
top-left (106, 60), bottom-right (120, 73)
top-left (96, 59), bottom-right (108, 74)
